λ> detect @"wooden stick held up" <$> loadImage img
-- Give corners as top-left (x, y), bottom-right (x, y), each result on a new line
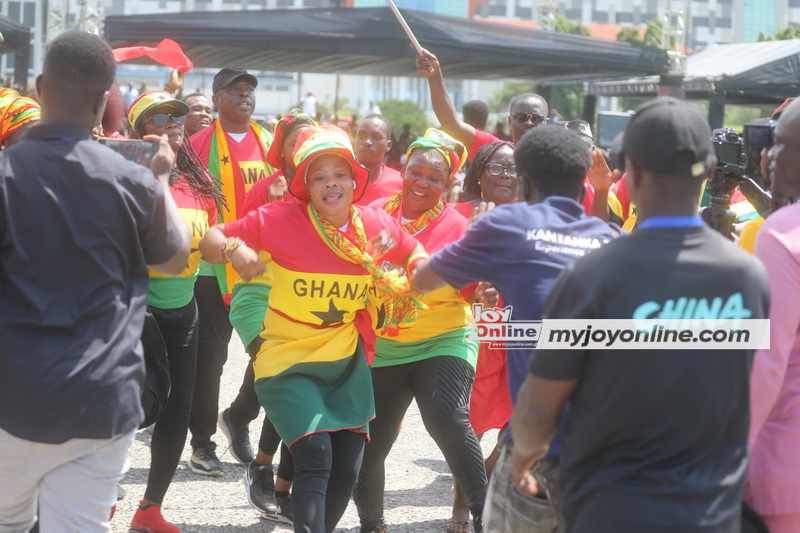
top-left (385, 0), bottom-right (424, 54)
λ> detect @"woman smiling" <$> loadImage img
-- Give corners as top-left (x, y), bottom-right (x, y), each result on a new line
top-left (200, 125), bottom-right (427, 533)
top-left (126, 91), bottom-right (226, 533)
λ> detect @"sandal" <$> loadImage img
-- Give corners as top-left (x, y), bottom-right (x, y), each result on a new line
top-left (445, 519), bottom-right (471, 533)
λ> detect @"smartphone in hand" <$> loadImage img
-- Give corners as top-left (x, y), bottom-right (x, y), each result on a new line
top-left (99, 138), bottom-right (159, 167)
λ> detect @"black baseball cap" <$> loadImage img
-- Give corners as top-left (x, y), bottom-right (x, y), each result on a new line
top-left (623, 97), bottom-right (714, 178)
top-left (212, 67), bottom-right (258, 93)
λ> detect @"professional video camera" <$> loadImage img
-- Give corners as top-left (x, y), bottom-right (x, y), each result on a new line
top-left (700, 128), bottom-right (772, 238)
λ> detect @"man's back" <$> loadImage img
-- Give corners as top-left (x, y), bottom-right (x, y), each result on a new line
top-left (0, 125), bottom-right (182, 444)
top-left (532, 225), bottom-right (770, 532)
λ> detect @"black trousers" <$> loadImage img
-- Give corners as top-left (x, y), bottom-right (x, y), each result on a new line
top-left (353, 356), bottom-right (487, 523)
top-left (236, 335), bottom-right (295, 481)
top-left (189, 276), bottom-right (233, 451)
top-left (290, 430), bottom-right (365, 533)
top-left (145, 300), bottom-right (199, 504)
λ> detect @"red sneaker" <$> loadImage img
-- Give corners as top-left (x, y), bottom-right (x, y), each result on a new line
top-left (130, 503), bottom-right (179, 533)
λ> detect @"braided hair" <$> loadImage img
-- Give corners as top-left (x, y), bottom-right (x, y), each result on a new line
top-left (136, 121), bottom-right (227, 214)
top-left (175, 136), bottom-right (227, 214)
top-left (462, 141), bottom-right (513, 199)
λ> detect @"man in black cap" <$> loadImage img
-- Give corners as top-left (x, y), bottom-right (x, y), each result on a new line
top-left (187, 67), bottom-right (274, 480)
top-left (511, 96), bottom-right (770, 532)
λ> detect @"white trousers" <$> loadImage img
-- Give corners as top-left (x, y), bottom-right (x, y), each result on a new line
top-left (0, 428), bottom-right (135, 533)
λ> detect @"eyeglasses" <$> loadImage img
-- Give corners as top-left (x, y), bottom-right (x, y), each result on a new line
top-left (485, 163), bottom-right (517, 177)
top-left (146, 113), bottom-right (186, 127)
top-left (512, 112), bottom-right (546, 126)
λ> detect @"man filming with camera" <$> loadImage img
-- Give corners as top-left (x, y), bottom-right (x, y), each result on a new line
top-left (746, 96), bottom-right (800, 533)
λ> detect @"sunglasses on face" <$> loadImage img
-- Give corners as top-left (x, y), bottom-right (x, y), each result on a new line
top-left (512, 112), bottom-right (546, 126)
top-left (146, 113), bottom-right (186, 128)
top-left (485, 163), bottom-right (517, 177)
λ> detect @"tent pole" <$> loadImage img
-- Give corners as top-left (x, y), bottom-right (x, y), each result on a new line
top-left (708, 89), bottom-right (725, 130)
top-left (14, 29), bottom-right (31, 90)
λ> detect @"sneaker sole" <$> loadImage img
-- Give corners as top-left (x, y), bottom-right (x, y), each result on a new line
top-left (217, 411), bottom-right (254, 465)
top-left (243, 470), bottom-right (278, 516)
top-left (188, 461), bottom-right (224, 477)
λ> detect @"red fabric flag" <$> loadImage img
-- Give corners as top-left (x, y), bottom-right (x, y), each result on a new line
top-left (112, 39), bottom-right (193, 72)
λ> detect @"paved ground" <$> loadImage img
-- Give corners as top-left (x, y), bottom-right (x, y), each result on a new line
top-left (112, 337), bottom-right (499, 532)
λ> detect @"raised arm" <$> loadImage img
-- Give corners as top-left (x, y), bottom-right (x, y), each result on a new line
top-left (415, 47), bottom-right (477, 149)
top-left (145, 134), bottom-right (191, 275)
top-left (587, 149), bottom-right (619, 222)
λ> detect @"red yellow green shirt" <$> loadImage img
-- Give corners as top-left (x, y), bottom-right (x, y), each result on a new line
top-left (368, 200), bottom-right (478, 368)
top-left (229, 170), bottom-right (299, 346)
top-left (148, 177), bottom-right (217, 309)
top-left (223, 202), bottom-right (419, 444)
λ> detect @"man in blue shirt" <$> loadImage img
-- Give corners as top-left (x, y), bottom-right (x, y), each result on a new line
top-left (0, 32), bottom-right (189, 532)
top-left (414, 125), bottom-right (616, 532)
top-left (514, 98), bottom-right (769, 533)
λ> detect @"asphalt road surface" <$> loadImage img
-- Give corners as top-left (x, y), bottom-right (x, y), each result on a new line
top-left (113, 336), bottom-right (500, 533)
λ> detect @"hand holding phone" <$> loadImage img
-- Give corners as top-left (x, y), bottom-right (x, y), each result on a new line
top-left (142, 134), bottom-right (176, 185)
top-left (99, 138), bottom-right (160, 167)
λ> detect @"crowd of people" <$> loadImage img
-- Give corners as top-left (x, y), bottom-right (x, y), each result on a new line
top-left (1, 29), bottom-right (798, 533)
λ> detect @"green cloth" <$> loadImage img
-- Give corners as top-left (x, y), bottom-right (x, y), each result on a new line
top-left (229, 283), bottom-right (271, 347)
top-left (372, 327), bottom-right (478, 369)
top-left (147, 275), bottom-right (196, 309)
top-left (254, 341), bottom-right (374, 446)
top-left (198, 259), bottom-right (215, 277)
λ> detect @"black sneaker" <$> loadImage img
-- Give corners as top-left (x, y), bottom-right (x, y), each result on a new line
top-left (244, 461), bottom-right (278, 518)
top-left (218, 408), bottom-right (255, 465)
top-left (262, 493), bottom-right (293, 525)
top-left (359, 518), bottom-right (387, 533)
top-left (188, 447), bottom-right (223, 477)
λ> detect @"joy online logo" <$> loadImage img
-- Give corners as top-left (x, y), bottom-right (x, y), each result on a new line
top-left (466, 303), bottom-right (542, 349)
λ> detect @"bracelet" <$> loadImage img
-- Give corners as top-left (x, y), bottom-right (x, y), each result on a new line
top-left (165, 82), bottom-right (176, 92)
top-left (406, 252), bottom-right (428, 274)
top-left (220, 237), bottom-right (244, 263)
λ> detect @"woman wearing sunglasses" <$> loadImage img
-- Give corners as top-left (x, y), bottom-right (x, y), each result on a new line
top-left (126, 91), bottom-right (227, 533)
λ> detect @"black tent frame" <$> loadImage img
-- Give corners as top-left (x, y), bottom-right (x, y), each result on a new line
top-left (104, 7), bottom-right (669, 82)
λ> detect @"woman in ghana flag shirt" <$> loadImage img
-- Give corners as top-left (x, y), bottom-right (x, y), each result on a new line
top-left (199, 125), bottom-right (428, 533)
top-left (353, 130), bottom-right (487, 533)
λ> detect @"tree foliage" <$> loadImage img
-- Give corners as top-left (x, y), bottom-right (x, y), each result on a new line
top-left (379, 99), bottom-right (428, 138)
top-left (616, 26), bottom-right (644, 45)
top-left (615, 19), bottom-right (671, 48)
top-left (644, 18), bottom-right (665, 48)
top-left (554, 14), bottom-right (591, 36)
top-left (551, 84), bottom-right (585, 121)
top-left (758, 25), bottom-right (800, 41)
top-left (488, 82), bottom-right (535, 114)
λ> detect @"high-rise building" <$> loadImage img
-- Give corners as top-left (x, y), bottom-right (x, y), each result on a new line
top-left (353, 0), bottom-right (468, 17)
top-left (472, 0), bottom-right (798, 47)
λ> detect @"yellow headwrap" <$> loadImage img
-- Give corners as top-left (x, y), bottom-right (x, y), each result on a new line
top-left (405, 128), bottom-right (467, 176)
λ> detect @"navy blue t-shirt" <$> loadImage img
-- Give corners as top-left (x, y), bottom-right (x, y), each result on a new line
top-left (428, 196), bottom-right (615, 459)
top-left (0, 124), bottom-right (184, 444)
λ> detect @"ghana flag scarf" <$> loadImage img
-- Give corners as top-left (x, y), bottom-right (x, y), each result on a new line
top-left (308, 204), bottom-right (428, 337)
top-left (208, 120), bottom-right (274, 301)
